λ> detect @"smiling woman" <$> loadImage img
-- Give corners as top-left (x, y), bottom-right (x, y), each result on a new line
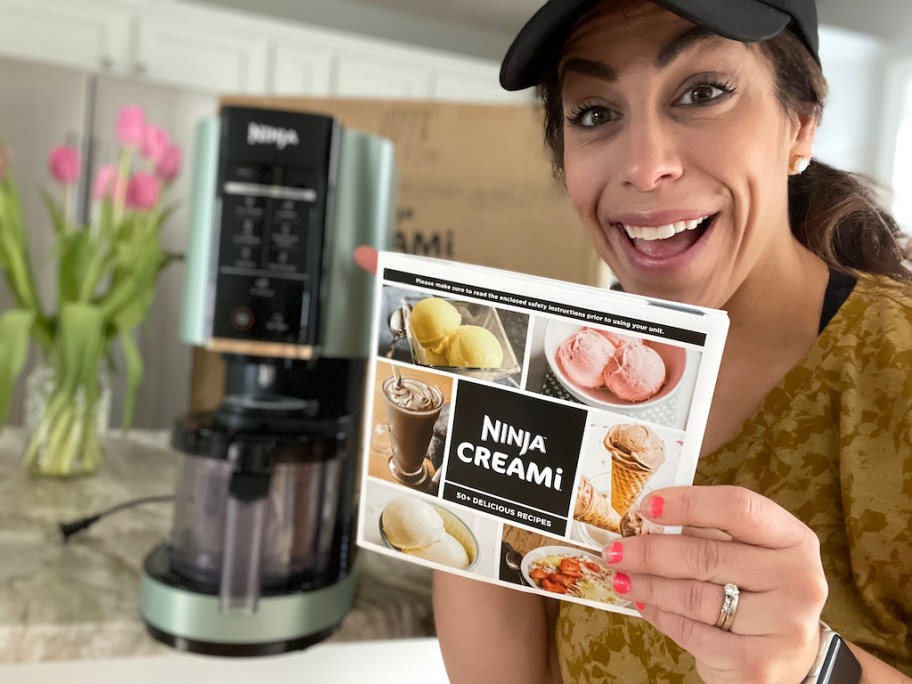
top-left (430, 1), bottom-right (912, 683)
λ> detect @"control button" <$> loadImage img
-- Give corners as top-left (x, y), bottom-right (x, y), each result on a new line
top-left (227, 163), bottom-right (270, 183)
top-left (265, 312), bottom-right (290, 333)
top-left (229, 306), bottom-right (254, 331)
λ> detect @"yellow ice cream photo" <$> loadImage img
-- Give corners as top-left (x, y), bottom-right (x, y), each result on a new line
top-left (445, 325), bottom-right (504, 369)
top-left (409, 297), bottom-right (462, 352)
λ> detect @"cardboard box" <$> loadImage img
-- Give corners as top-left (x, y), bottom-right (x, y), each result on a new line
top-left (191, 98), bottom-right (605, 411)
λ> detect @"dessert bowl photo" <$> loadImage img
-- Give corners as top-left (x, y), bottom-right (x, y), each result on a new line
top-left (398, 296), bottom-right (521, 383)
top-left (379, 496), bottom-right (479, 571)
top-left (543, 320), bottom-right (686, 410)
top-left (520, 545), bottom-right (631, 606)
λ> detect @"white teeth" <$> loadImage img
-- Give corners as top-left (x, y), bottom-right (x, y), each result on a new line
top-left (622, 215), bottom-right (711, 241)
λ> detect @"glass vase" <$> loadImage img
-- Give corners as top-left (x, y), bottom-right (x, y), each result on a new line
top-left (22, 361), bottom-right (112, 478)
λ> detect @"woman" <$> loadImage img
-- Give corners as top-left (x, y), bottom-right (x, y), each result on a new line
top-left (427, 0), bottom-right (912, 682)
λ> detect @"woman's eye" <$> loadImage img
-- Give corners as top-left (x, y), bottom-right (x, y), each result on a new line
top-left (567, 106), bottom-right (614, 128)
top-left (676, 83), bottom-right (729, 106)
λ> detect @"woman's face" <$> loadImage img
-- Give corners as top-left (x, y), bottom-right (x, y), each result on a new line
top-left (560, 0), bottom-right (813, 308)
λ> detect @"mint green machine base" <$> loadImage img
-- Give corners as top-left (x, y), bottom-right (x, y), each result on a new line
top-left (139, 545), bottom-right (357, 657)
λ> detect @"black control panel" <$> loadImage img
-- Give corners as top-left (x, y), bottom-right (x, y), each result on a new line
top-left (211, 106), bottom-right (338, 346)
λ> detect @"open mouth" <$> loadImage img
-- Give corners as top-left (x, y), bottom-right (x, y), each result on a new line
top-left (614, 213), bottom-right (717, 259)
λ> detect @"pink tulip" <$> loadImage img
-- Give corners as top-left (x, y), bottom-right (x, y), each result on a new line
top-left (48, 145), bottom-right (81, 185)
top-left (126, 172), bottom-right (160, 210)
top-left (141, 124), bottom-right (170, 164)
top-left (155, 145), bottom-right (181, 182)
top-left (117, 105), bottom-right (147, 148)
top-left (92, 164), bottom-right (122, 201)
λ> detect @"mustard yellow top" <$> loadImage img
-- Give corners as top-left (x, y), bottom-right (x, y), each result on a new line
top-left (557, 275), bottom-right (912, 681)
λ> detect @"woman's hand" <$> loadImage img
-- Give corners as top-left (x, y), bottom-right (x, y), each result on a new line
top-left (605, 485), bottom-right (828, 683)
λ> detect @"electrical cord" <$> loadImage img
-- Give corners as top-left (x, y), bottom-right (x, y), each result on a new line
top-left (59, 495), bottom-right (175, 542)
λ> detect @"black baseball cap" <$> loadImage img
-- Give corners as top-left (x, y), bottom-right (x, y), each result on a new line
top-left (500, 0), bottom-right (820, 91)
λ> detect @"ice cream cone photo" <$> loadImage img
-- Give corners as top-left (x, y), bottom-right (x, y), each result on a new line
top-left (568, 417), bottom-right (679, 549)
top-left (573, 476), bottom-right (621, 534)
top-left (603, 423), bottom-right (666, 517)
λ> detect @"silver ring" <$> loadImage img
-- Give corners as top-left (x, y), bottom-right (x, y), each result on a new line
top-left (715, 583), bottom-right (740, 632)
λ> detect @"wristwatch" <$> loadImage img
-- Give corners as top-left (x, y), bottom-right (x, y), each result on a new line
top-left (802, 623), bottom-right (862, 683)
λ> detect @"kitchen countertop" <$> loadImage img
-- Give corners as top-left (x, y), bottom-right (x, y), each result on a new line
top-left (0, 638), bottom-right (449, 683)
top-left (0, 428), bottom-right (436, 663)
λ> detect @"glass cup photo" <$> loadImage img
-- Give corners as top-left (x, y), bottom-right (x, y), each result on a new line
top-left (371, 375), bottom-right (444, 487)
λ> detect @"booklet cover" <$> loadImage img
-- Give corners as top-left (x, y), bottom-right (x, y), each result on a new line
top-left (356, 253), bottom-right (729, 615)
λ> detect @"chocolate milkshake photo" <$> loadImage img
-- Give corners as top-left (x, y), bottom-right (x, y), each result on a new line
top-left (368, 360), bottom-right (454, 494)
top-left (568, 418), bottom-right (683, 549)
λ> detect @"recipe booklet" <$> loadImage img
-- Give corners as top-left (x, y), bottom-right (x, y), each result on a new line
top-left (356, 252), bottom-right (729, 615)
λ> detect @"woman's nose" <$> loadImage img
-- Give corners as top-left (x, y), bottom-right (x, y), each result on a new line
top-left (616, 114), bottom-right (683, 191)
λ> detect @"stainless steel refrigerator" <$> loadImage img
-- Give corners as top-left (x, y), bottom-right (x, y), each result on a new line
top-left (0, 55), bottom-right (218, 429)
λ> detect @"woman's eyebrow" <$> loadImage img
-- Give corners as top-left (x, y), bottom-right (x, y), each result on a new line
top-left (559, 26), bottom-right (726, 84)
top-left (560, 57), bottom-right (617, 83)
top-left (657, 26), bottom-right (721, 66)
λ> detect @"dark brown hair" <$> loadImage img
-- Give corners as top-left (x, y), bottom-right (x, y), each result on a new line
top-left (538, 29), bottom-right (911, 283)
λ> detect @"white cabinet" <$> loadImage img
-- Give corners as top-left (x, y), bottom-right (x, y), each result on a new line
top-left (0, 0), bottom-right (131, 73)
top-left (270, 42), bottom-right (334, 96)
top-left (432, 63), bottom-right (532, 104)
top-left (131, 4), bottom-right (271, 94)
top-left (0, 0), bottom-right (527, 103)
top-left (334, 50), bottom-right (434, 99)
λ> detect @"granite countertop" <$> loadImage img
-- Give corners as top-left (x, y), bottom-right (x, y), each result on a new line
top-left (0, 428), bottom-right (435, 663)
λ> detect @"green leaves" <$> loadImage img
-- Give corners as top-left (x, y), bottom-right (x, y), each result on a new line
top-left (119, 330), bottom-right (142, 432)
top-left (0, 309), bottom-right (34, 424)
top-left (55, 303), bottom-right (105, 399)
top-left (58, 229), bottom-right (92, 307)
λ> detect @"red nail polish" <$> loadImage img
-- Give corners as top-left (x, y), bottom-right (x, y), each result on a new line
top-left (612, 572), bottom-right (631, 594)
top-left (646, 495), bottom-right (664, 519)
top-left (634, 602), bottom-right (646, 611)
top-left (604, 541), bottom-right (623, 564)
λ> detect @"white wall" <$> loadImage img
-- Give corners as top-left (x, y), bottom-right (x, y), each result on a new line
top-left (814, 24), bottom-right (912, 234)
top-left (814, 26), bottom-right (887, 182)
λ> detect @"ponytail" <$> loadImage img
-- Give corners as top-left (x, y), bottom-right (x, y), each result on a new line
top-left (789, 160), bottom-right (910, 282)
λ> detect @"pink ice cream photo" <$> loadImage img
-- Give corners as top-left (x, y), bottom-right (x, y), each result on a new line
top-left (603, 343), bottom-right (666, 402)
top-left (555, 326), bottom-right (668, 403)
top-left (557, 328), bottom-right (616, 389)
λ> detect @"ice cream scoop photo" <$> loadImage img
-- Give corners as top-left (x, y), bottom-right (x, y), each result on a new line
top-left (387, 292), bottom-right (524, 383)
top-left (443, 325), bottom-right (504, 368)
top-left (409, 297), bottom-right (461, 353)
top-left (380, 496), bottom-right (478, 570)
top-left (542, 320), bottom-right (688, 412)
top-left (406, 296), bottom-right (507, 369)
top-left (557, 328), bottom-right (616, 389)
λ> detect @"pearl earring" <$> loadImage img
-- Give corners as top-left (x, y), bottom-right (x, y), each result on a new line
top-left (790, 155), bottom-right (810, 174)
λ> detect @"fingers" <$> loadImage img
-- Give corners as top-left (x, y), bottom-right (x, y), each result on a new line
top-left (353, 245), bottom-right (379, 274)
top-left (605, 536), bottom-right (788, 591)
top-left (642, 486), bottom-right (815, 549)
top-left (615, 573), bottom-right (773, 635)
top-left (681, 525), bottom-right (732, 542)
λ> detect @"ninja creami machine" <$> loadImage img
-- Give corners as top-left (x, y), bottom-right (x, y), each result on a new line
top-left (139, 105), bottom-right (395, 655)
